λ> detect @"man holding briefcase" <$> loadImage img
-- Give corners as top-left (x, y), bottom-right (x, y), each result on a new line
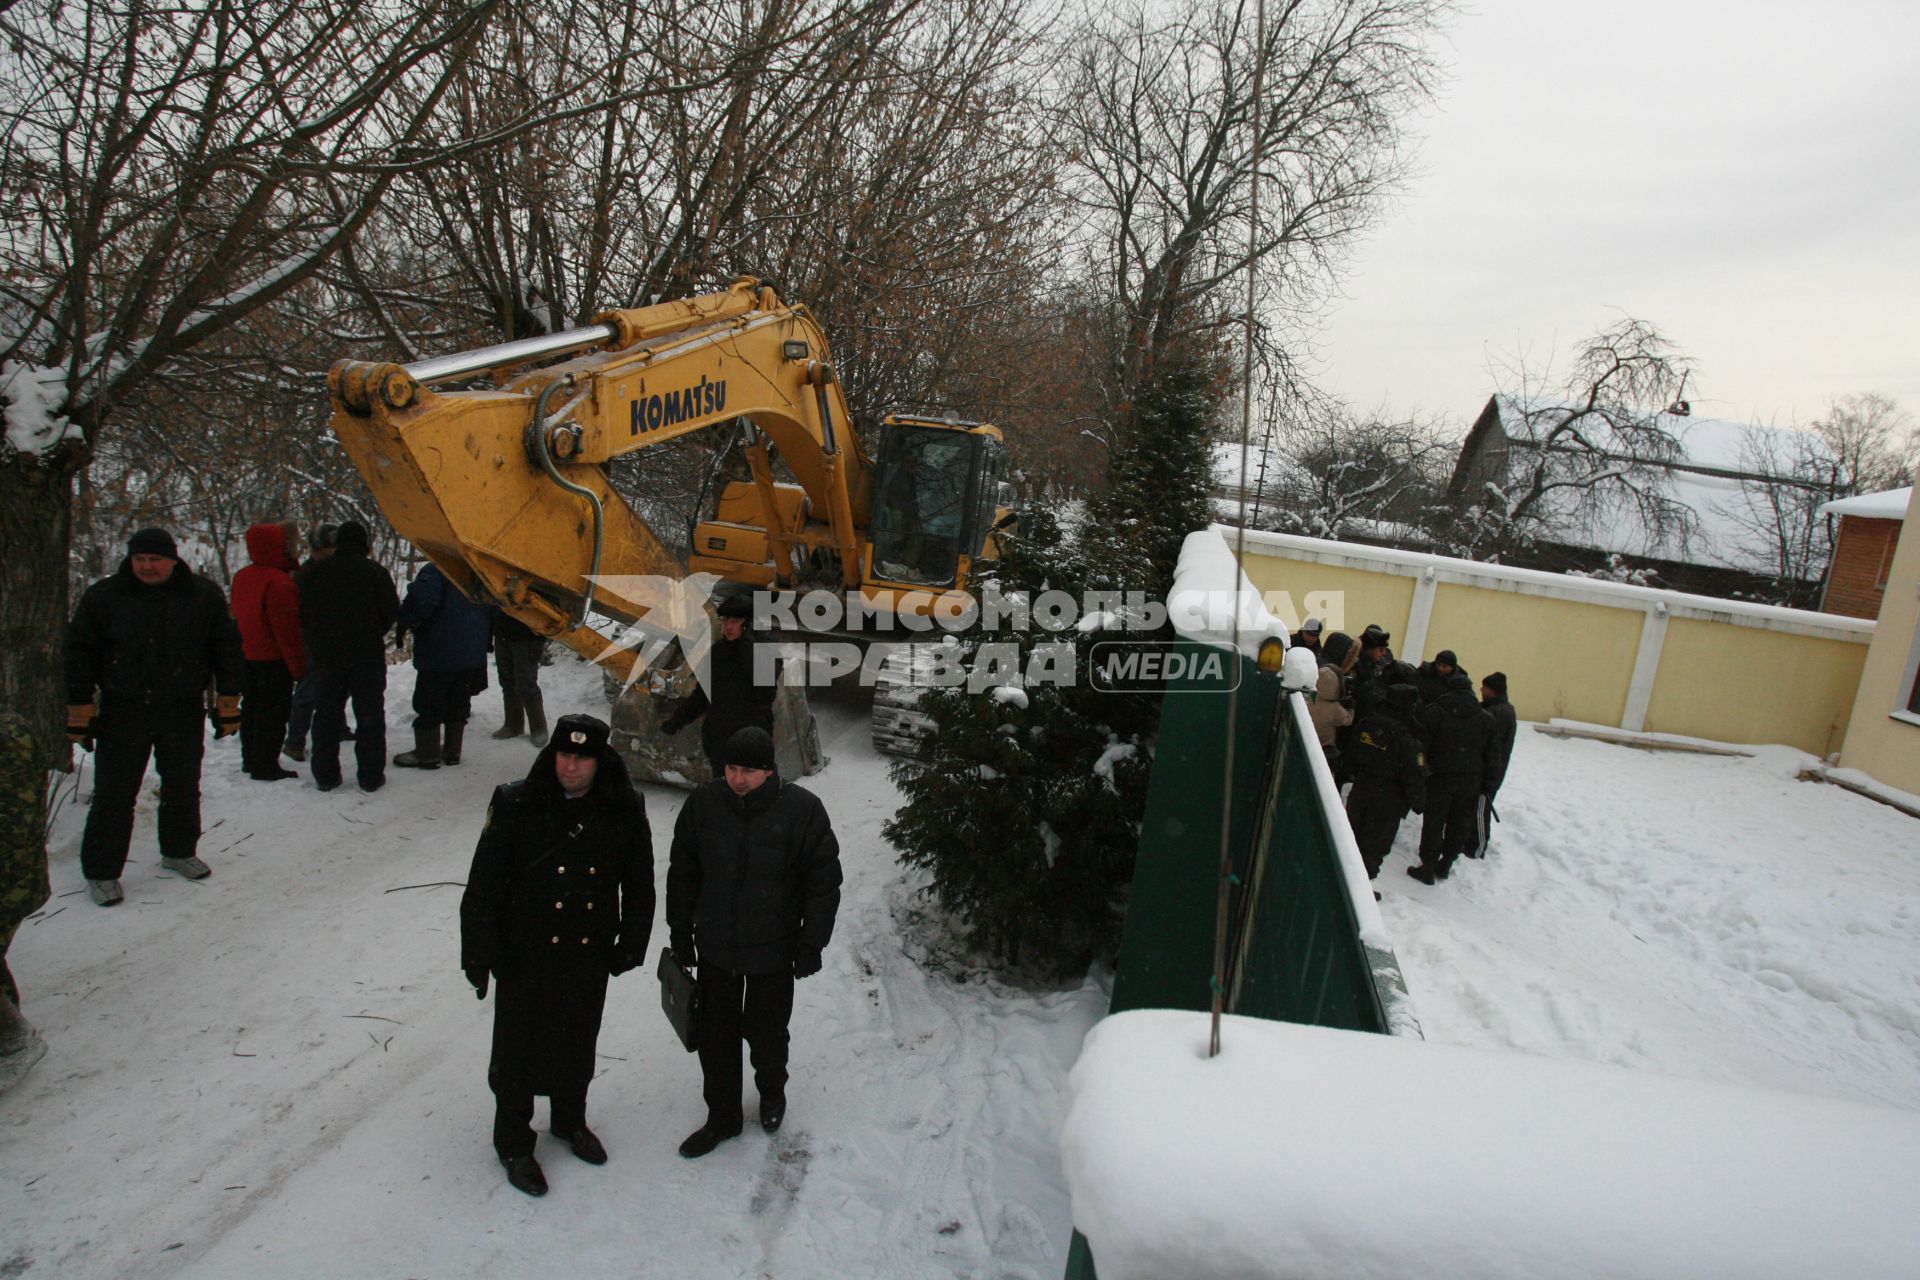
top-left (667, 727), bottom-right (841, 1158)
top-left (460, 713), bottom-right (653, 1197)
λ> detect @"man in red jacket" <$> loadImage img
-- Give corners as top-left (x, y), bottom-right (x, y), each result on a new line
top-left (231, 522), bottom-right (308, 781)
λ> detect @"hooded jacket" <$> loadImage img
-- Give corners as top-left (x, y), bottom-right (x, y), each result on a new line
top-left (230, 523), bottom-right (306, 676)
top-left (1421, 676), bottom-right (1499, 782)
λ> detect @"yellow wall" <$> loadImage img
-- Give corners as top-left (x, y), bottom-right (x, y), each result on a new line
top-left (1422, 585), bottom-right (1642, 728)
top-left (1237, 539), bottom-right (1876, 757)
top-left (1647, 619), bottom-right (1867, 757)
top-left (1238, 555), bottom-right (1413, 640)
top-left (1839, 486), bottom-right (1920, 793)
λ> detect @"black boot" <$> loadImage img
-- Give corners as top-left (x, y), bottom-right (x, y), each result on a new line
top-left (552, 1125), bottom-right (608, 1165)
top-left (678, 1121), bottom-right (742, 1159)
top-left (500, 1153), bottom-right (548, 1197)
top-left (442, 720), bottom-right (466, 766)
top-left (524, 689), bottom-right (548, 746)
top-left (490, 690), bottom-right (524, 740)
top-left (394, 722), bottom-right (442, 769)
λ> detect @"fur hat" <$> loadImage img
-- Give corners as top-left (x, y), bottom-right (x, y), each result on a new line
top-left (1360, 624), bottom-right (1390, 649)
top-left (127, 527), bottom-right (179, 560)
top-left (551, 713), bottom-right (613, 757)
top-left (721, 726), bottom-right (776, 771)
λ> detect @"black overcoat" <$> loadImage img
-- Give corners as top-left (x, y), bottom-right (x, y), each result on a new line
top-left (460, 751), bottom-right (654, 1095)
top-left (666, 775), bottom-right (841, 975)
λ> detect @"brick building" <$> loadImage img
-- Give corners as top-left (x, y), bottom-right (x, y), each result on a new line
top-left (1817, 487), bottom-right (1910, 619)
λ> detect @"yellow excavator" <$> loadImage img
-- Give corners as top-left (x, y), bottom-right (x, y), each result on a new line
top-left (326, 276), bottom-right (1014, 781)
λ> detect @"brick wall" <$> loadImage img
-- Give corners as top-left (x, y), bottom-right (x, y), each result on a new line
top-left (1822, 516), bottom-right (1902, 619)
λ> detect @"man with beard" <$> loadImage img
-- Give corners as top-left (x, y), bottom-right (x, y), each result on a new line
top-left (460, 713), bottom-right (654, 1197)
top-left (668, 727), bottom-right (841, 1158)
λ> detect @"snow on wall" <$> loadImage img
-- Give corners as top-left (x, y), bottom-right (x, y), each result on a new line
top-left (1167, 528), bottom-right (1291, 658)
top-left (1063, 1010), bottom-right (1920, 1280)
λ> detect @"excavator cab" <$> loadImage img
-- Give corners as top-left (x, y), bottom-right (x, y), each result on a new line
top-left (867, 416), bottom-right (1011, 589)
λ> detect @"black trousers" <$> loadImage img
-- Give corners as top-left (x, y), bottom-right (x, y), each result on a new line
top-left (696, 965), bottom-right (795, 1128)
top-left (80, 705), bottom-right (204, 880)
top-left (1345, 781), bottom-right (1409, 879)
top-left (1418, 774), bottom-right (1481, 871)
top-left (240, 659), bottom-right (294, 775)
top-left (310, 659), bottom-right (388, 788)
top-left (412, 668), bottom-right (475, 729)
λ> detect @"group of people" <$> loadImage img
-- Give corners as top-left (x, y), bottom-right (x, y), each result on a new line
top-left (61, 524), bottom-right (551, 906)
top-left (56, 525), bottom-right (838, 1198)
top-left (1295, 619), bottom-right (1517, 890)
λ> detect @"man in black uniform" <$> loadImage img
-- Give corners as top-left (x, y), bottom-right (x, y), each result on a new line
top-left (1471, 672), bottom-right (1518, 859)
top-left (669, 726), bottom-right (841, 1158)
top-left (1410, 672), bottom-right (1498, 884)
top-left (1344, 684), bottom-right (1426, 883)
top-left (460, 713), bottom-right (654, 1197)
top-left (661, 593), bottom-right (777, 777)
top-left (65, 528), bottom-right (244, 905)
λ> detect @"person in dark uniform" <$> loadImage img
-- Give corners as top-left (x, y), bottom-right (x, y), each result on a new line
top-left (460, 712), bottom-right (653, 1197)
top-left (668, 727), bottom-right (841, 1158)
top-left (1413, 649), bottom-right (1468, 706)
top-left (1410, 672), bottom-right (1498, 884)
top-left (488, 606), bottom-right (549, 746)
top-left (660, 593), bottom-right (777, 776)
top-left (295, 521), bottom-right (397, 792)
top-left (65, 528), bottom-right (244, 905)
top-left (1344, 684), bottom-right (1426, 883)
top-left (1471, 672), bottom-right (1518, 859)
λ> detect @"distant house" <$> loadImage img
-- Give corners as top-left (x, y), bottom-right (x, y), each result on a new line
top-left (1447, 396), bottom-right (1840, 600)
top-left (1817, 487), bottom-right (1910, 619)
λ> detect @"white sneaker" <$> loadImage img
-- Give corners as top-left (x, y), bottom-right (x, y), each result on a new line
top-left (159, 856), bottom-right (211, 880)
top-left (87, 879), bottom-right (124, 906)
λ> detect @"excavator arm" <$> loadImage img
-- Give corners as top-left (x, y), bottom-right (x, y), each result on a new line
top-left (327, 277), bottom-right (880, 682)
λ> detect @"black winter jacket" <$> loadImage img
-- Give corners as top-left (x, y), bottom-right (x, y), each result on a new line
top-left (65, 559), bottom-right (243, 711)
top-left (295, 547), bottom-right (399, 666)
top-left (1482, 693), bottom-right (1518, 795)
top-left (662, 630), bottom-right (778, 761)
top-left (1421, 688), bottom-right (1499, 784)
top-left (460, 751), bottom-right (654, 978)
top-left (1347, 711), bottom-right (1427, 813)
top-left (667, 775), bottom-right (841, 975)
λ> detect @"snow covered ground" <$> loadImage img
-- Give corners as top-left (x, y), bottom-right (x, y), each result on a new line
top-left (7, 653), bottom-right (1919, 1279)
top-left (1, 655), bottom-right (1105, 1279)
top-left (1378, 729), bottom-right (1920, 1111)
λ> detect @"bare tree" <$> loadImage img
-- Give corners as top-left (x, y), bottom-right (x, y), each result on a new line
top-left (1058, 0), bottom-right (1448, 398)
top-left (1443, 318), bottom-right (1698, 562)
top-left (1811, 393), bottom-right (1916, 494)
top-left (0, 0), bottom-right (512, 754)
top-left (1253, 402), bottom-right (1451, 541)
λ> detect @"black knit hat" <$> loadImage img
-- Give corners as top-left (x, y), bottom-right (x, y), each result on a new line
top-left (722, 726), bottom-right (776, 771)
top-left (1483, 671), bottom-right (1508, 696)
top-left (1446, 671), bottom-right (1473, 693)
top-left (1321, 631), bottom-right (1356, 666)
top-left (336, 520), bottom-right (371, 551)
top-left (551, 713), bottom-right (612, 757)
top-left (127, 527), bottom-right (179, 560)
top-left (714, 591), bottom-right (754, 620)
top-left (1435, 649), bottom-right (1458, 668)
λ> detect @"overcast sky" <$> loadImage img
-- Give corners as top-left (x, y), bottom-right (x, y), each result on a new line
top-left (1313, 0), bottom-right (1920, 433)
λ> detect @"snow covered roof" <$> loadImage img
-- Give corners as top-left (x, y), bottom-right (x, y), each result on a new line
top-left (1479, 397), bottom-right (1838, 576)
top-left (1819, 486), bottom-right (1911, 521)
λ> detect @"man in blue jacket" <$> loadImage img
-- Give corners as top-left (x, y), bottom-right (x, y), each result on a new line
top-left (394, 561), bottom-right (490, 770)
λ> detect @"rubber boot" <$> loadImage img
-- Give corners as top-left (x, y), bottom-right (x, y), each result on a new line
top-left (394, 722), bottom-right (442, 769)
top-left (442, 720), bottom-right (467, 766)
top-left (524, 689), bottom-right (549, 746)
top-left (490, 689), bottom-right (524, 740)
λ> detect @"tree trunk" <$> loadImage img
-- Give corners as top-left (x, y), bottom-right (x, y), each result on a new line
top-left (0, 457), bottom-right (77, 771)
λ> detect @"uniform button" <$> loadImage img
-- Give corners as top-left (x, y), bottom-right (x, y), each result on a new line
top-left (586, 902), bottom-right (594, 910)
top-left (580, 937), bottom-right (589, 944)
top-left (557, 866), bottom-right (566, 874)
top-left (555, 901), bottom-right (564, 909)
top-left (551, 936), bottom-right (560, 944)
top-left (589, 867), bottom-right (597, 875)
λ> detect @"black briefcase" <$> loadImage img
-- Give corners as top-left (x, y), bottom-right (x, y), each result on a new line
top-left (657, 947), bottom-right (699, 1053)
